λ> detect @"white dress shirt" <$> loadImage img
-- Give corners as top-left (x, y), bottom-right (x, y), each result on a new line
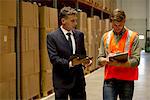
top-left (60, 26), bottom-right (76, 54)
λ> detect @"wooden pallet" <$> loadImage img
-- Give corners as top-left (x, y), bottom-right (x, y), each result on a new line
top-left (41, 89), bottom-right (54, 97)
top-left (28, 94), bottom-right (40, 100)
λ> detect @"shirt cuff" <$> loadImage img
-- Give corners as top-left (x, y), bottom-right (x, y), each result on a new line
top-left (69, 61), bottom-right (73, 68)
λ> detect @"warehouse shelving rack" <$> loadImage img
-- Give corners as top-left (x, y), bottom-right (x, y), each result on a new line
top-left (24, 0), bottom-right (111, 18)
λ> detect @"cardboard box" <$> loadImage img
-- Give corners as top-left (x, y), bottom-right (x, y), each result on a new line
top-left (21, 1), bottom-right (39, 27)
top-left (21, 50), bottom-right (40, 76)
top-left (0, 25), bottom-right (15, 54)
top-left (0, 79), bottom-right (16, 100)
top-left (9, 79), bottom-right (16, 100)
top-left (77, 12), bottom-right (87, 30)
top-left (40, 28), bottom-right (55, 50)
top-left (93, 16), bottom-right (100, 35)
top-left (77, 12), bottom-right (88, 42)
top-left (39, 6), bottom-right (58, 28)
top-left (41, 71), bottom-right (53, 93)
top-left (21, 27), bottom-right (39, 52)
top-left (0, 0), bottom-right (16, 26)
top-left (40, 49), bottom-right (52, 71)
top-left (0, 53), bottom-right (16, 82)
top-left (21, 73), bottom-right (40, 100)
top-left (40, 28), bottom-right (55, 71)
top-left (87, 18), bottom-right (94, 45)
top-left (0, 81), bottom-right (9, 99)
top-left (105, 19), bottom-right (111, 32)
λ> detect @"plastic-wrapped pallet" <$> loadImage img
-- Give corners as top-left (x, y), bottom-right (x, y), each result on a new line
top-left (20, 1), bottom-right (40, 99)
top-left (39, 6), bottom-right (58, 97)
top-left (0, 0), bottom-right (16, 99)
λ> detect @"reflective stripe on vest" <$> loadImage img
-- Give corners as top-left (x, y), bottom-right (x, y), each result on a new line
top-left (104, 29), bottom-right (138, 80)
top-left (124, 30), bottom-right (131, 52)
top-left (106, 30), bottom-right (113, 50)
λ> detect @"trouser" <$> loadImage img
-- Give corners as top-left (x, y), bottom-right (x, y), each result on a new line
top-left (103, 79), bottom-right (134, 100)
top-left (54, 86), bottom-right (86, 100)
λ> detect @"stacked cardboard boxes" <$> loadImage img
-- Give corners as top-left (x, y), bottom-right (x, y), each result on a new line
top-left (39, 6), bottom-right (58, 96)
top-left (104, 19), bottom-right (111, 32)
top-left (20, 1), bottom-right (40, 99)
top-left (77, 12), bottom-right (90, 74)
top-left (87, 17), bottom-right (96, 71)
top-left (77, 12), bottom-right (88, 54)
top-left (93, 16), bottom-right (100, 69)
top-left (78, 13), bottom-right (112, 72)
top-left (102, 0), bottom-right (111, 11)
top-left (103, 0), bottom-right (117, 12)
top-left (97, 20), bottom-right (104, 47)
top-left (0, 0), bottom-right (16, 99)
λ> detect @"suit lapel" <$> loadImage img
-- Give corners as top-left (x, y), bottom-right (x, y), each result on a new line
top-left (58, 28), bottom-right (72, 54)
top-left (58, 28), bottom-right (80, 54)
top-left (59, 28), bottom-right (69, 45)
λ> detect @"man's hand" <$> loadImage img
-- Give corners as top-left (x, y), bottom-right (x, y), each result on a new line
top-left (97, 53), bottom-right (115, 67)
top-left (71, 56), bottom-right (93, 67)
top-left (72, 57), bottom-right (82, 66)
top-left (82, 57), bottom-right (93, 67)
top-left (99, 58), bottom-right (109, 67)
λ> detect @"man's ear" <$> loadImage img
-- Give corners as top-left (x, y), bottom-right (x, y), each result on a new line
top-left (61, 18), bottom-right (66, 24)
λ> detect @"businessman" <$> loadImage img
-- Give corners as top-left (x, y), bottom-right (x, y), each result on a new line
top-left (47, 6), bottom-right (92, 100)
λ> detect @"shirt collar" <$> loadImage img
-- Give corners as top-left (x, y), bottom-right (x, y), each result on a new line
top-left (113, 27), bottom-right (126, 36)
top-left (60, 26), bottom-right (73, 36)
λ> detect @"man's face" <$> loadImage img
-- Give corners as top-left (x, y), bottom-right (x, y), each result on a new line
top-left (61, 14), bottom-right (77, 31)
top-left (112, 19), bottom-right (125, 34)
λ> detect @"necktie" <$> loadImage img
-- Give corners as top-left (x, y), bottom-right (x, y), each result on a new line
top-left (66, 33), bottom-right (73, 54)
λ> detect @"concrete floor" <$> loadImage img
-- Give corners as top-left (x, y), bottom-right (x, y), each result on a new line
top-left (41, 50), bottom-right (150, 100)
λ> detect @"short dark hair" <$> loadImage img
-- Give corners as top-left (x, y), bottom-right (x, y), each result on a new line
top-left (59, 6), bottom-right (77, 20)
top-left (111, 9), bottom-right (126, 22)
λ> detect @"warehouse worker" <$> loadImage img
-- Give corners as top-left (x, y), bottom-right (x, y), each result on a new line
top-left (47, 6), bottom-right (92, 100)
top-left (97, 8), bottom-right (141, 100)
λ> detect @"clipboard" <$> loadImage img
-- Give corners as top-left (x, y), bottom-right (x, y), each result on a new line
top-left (109, 52), bottom-right (128, 62)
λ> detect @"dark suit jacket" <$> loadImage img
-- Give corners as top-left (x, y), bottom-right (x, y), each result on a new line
top-left (47, 28), bottom-right (86, 89)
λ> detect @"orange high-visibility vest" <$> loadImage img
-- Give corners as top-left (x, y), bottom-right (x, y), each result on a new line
top-left (103, 29), bottom-right (138, 80)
